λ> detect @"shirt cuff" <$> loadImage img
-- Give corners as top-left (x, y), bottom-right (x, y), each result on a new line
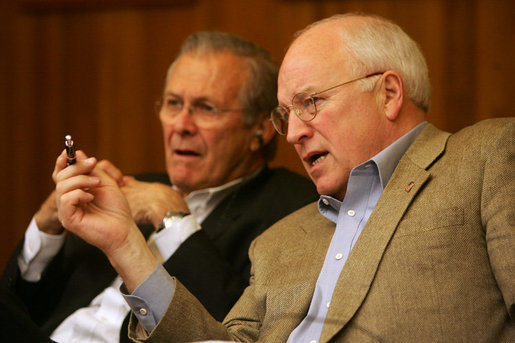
top-left (121, 263), bottom-right (175, 333)
top-left (18, 216), bottom-right (66, 281)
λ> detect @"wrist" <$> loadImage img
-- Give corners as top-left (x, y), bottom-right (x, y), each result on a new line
top-left (150, 199), bottom-right (190, 227)
top-left (156, 211), bottom-right (190, 232)
top-left (108, 224), bottom-right (157, 293)
top-left (35, 209), bottom-right (63, 235)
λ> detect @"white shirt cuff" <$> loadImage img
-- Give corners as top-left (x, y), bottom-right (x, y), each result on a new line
top-left (18, 215), bottom-right (66, 282)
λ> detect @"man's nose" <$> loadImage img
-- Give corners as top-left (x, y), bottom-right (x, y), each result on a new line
top-left (171, 106), bottom-right (198, 135)
top-left (286, 108), bottom-right (312, 144)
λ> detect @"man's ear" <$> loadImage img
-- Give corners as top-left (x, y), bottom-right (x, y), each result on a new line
top-left (250, 116), bottom-right (276, 152)
top-left (381, 71), bottom-right (404, 121)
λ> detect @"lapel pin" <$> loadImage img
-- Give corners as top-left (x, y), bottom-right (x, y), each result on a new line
top-left (405, 181), bottom-right (415, 192)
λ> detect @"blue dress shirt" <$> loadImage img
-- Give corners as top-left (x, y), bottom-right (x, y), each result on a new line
top-left (287, 122), bottom-right (427, 343)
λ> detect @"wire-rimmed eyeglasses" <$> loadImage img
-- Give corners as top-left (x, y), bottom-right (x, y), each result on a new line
top-left (270, 72), bottom-right (384, 135)
top-left (156, 95), bottom-right (243, 126)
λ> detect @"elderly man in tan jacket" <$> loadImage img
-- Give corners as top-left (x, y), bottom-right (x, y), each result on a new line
top-left (54, 13), bottom-right (514, 343)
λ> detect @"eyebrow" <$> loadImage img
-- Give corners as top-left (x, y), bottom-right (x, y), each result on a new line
top-left (163, 92), bottom-right (216, 104)
top-left (277, 84), bottom-right (321, 106)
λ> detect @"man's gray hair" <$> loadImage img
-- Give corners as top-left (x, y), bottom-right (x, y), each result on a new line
top-left (166, 31), bottom-right (279, 159)
top-left (296, 13), bottom-right (431, 112)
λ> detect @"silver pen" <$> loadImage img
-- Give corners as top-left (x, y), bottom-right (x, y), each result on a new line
top-left (65, 135), bottom-right (76, 165)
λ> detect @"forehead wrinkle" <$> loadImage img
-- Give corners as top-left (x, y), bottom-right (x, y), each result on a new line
top-left (278, 57), bottom-right (328, 105)
top-left (167, 52), bottom-right (247, 107)
top-left (278, 28), bottom-right (355, 106)
top-left (164, 91), bottom-right (218, 106)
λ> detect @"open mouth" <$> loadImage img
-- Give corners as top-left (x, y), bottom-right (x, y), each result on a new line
top-left (174, 149), bottom-right (200, 156)
top-left (309, 152), bottom-right (328, 166)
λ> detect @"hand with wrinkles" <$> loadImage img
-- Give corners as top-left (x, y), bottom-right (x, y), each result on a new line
top-left (53, 150), bottom-right (156, 293)
top-left (121, 178), bottom-right (190, 229)
top-left (34, 156), bottom-right (127, 236)
top-left (92, 159), bottom-right (190, 229)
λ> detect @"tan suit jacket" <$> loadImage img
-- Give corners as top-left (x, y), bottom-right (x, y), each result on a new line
top-left (130, 118), bottom-right (514, 342)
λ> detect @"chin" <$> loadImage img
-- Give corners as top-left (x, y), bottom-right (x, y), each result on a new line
top-left (315, 184), bottom-right (330, 197)
top-left (169, 173), bottom-right (192, 188)
top-left (312, 174), bottom-right (328, 193)
top-left (314, 181), bottom-right (341, 199)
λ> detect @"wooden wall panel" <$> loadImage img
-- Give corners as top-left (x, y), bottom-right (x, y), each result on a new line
top-left (1, 0), bottom-right (513, 272)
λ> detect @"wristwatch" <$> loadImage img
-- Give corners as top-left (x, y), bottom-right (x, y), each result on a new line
top-left (156, 211), bottom-right (189, 232)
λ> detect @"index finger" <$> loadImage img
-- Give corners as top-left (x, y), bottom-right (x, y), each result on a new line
top-left (52, 150), bottom-right (69, 183)
top-left (52, 150), bottom-right (95, 185)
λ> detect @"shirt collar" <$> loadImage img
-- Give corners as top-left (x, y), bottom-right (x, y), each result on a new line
top-left (318, 122), bottom-right (427, 218)
top-left (372, 121), bottom-right (427, 188)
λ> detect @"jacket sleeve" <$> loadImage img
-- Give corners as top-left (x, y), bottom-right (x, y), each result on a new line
top-left (482, 119), bottom-right (515, 320)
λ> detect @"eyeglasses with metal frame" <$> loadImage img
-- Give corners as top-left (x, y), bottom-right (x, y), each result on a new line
top-left (270, 72), bottom-right (384, 135)
top-left (156, 95), bottom-right (243, 126)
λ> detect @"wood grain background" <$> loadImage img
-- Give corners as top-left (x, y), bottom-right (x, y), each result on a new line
top-left (1, 0), bottom-right (513, 273)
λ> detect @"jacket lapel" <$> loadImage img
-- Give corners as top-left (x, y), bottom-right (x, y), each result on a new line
top-left (201, 168), bottom-right (270, 240)
top-left (320, 124), bottom-right (450, 342)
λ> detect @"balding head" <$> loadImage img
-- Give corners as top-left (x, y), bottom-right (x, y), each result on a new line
top-left (287, 14), bottom-right (431, 112)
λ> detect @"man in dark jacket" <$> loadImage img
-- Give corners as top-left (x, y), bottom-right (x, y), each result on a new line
top-left (1, 31), bottom-right (318, 342)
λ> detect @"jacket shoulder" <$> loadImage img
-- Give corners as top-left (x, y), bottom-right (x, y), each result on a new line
top-left (452, 117), bottom-right (514, 140)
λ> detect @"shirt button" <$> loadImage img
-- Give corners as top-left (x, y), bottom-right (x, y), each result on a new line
top-left (139, 308), bottom-right (148, 316)
top-left (326, 302), bottom-right (331, 308)
top-left (347, 210), bottom-right (356, 217)
top-left (310, 340), bottom-right (317, 343)
top-left (322, 198), bottom-right (329, 205)
top-left (335, 253), bottom-right (343, 260)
